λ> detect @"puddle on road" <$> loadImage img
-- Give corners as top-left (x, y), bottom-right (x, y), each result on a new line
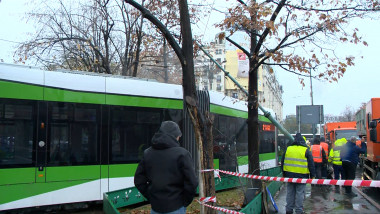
top-left (353, 203), bottom-right (370, 211)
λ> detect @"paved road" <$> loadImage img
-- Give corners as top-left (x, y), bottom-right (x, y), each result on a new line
top-left (269, 166), bottom-right (380, 214)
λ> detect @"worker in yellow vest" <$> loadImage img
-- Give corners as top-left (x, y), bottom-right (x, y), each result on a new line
top-left (281, 133), bottom-right (316, 214)
top-left (311, 138), bottom-right (327, 179)
top-left (303, 136), bottom-right (310, 149)
top-left (328, 138), bottom-right (347, 180)
top-left (320, 137), bottom-right (329, 178)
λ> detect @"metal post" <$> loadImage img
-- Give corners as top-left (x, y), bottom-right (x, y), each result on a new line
top-left (310, 68), bottom-right (315, 140)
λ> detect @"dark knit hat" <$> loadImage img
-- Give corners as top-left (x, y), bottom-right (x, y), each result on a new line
top-left (295, 133), bottom-right (303, 142)
top-left (159, 121), bottom-right (182, 138)
top-left (313, 138), bottom-right (320, 145)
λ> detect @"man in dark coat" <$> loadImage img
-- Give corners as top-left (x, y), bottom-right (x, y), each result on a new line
top-left (134, 121), bottom-right (198, 214)
top-left (281, 133), bottom-right (316, 214)
top-left (341, 136), bottom-right (367, 196)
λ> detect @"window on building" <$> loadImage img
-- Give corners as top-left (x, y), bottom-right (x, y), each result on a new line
top-left (217, 75), bottom-right (222, 82)
top-left (232, 93), bottom-right (238, 98)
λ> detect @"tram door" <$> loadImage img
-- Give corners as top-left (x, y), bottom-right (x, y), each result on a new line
top-left (36, 101), bottom-right (101, 184)
top-left (35, 102), bottom-right (47, 182)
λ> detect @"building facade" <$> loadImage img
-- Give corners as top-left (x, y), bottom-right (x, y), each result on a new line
top-left (194, 34), bottom-right (226, 93)
top-left (195, 34), bottom-right (283, 121)
top-left (258, 65), bottom-right (284, 121)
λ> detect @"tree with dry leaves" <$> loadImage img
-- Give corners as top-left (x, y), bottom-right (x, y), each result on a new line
top-left (216, 0), bottom-right (380, 193)
top-left (124, 1), bottom-right (215, 213)
top-left (15, 0), bottom-right (194, 80)
top-left (15, 0), bottom-right (134, 74)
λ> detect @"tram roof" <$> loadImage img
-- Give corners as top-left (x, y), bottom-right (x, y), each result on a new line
top-left (0, 63), bottom-right (274, 116)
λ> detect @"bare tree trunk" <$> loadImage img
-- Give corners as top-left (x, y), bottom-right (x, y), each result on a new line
top-left (178, 0), bottom-right (215, 213)
top-left (124, 1), bottom-right (215, 213)
top-left (132, 0), bottom-right (145, 77)
top-left (248, 0), bottom-right (261, 197)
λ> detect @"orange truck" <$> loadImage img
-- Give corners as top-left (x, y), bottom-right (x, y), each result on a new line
top-left (324, 121), bottom-right (357, 143)
top-left (361, 98), bottom-right (380, 180)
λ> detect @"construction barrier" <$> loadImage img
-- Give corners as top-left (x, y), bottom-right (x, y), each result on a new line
top-left (216, 169), bottom-right (380, 187)
top-left (198, 167), bottom-right (283, 214)
top-left (197, 167), bottom-right (380, 213)
top-left (103, 166), bottom-right (283, 214)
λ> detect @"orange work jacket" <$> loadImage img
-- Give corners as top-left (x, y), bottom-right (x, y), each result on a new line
top-left (320, 142), bottom-right (329, 159)
top-left (311, 145), bottom-right (323, 163)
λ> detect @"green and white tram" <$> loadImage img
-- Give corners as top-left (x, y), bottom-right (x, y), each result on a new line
top-left (0, 63), bottom-right (277, 211)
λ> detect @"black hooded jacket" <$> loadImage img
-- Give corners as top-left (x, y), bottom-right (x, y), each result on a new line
top-left (134, 131), bottom-right (198, 213)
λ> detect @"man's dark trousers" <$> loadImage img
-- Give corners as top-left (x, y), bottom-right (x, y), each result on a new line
top-left (342, 161), bottom-right (356, 193)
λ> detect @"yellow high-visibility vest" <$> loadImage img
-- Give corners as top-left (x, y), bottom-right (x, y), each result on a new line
top-left (284, 145), bottom-right (310, 174)
top-left (328, 138), bottom-right (347, 165)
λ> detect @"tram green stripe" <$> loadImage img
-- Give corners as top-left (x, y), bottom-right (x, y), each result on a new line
top-left (106, 94), bottom-right (183, 109)
top-left (237, 153), bottom-right (276, 166)
top-left (0, 179), bottom-right (91, 205)
top-left (210, 104), bottom-right (247, 118)
top-left (46, 165), bottom-right (100, 182)
top-left (44, 87), bottom-right (106, 104)
top-left (259, 115), bottom-right (271, 123)
top-left (101, 165), bottom-right (108, 179)
top-left (109, 164), bottom-right (139, 178)
top-left (0, 80), bottom-right (183, 108)
top-left (0, 80), bottom-right (43, 100)
top-left (210, 104), bottom-right (272, 123)
top-left (0, 164), bottom-right (140, 205)
top-left (0, 168), bottom-right (35, 185)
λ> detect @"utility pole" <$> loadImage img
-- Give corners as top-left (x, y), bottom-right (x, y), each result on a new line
top-left (163, 39), bottom-right (168, 83)
top-left (309, 68), bottom-right (315, 140)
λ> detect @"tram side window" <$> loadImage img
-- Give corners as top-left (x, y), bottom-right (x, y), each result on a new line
top-left (48, 103), bottom-right (99, 166)
top-left (110, 107), bottom-right (161, 163)
top-left (0, 101), bottom-right (34, 167)
top-left (235, 118), bottom-right (248, 156)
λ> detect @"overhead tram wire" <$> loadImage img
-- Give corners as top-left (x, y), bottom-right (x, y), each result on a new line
top-left (202, 0), bottom-right (216, 41)
top-left (0, 38), bottom-right (23, 44)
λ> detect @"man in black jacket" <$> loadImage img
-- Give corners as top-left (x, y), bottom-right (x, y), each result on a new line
top-left (134, 121), bottom-right (198, 214)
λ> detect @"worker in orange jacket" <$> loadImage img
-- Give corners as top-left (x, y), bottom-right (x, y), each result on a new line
top-left (311, 138), bottom-right (327, 179)
top-left (320, 137), bottom-right (329, 178)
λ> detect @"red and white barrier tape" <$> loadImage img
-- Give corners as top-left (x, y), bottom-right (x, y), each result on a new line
top-left (196, 200), bottom-right (243, 214)
top-left (199, 196), bottom-right (216, 203)
top-left (201, 169), bottom-right (221, 181)
top-left (215, 169), bottom-right (380, 188)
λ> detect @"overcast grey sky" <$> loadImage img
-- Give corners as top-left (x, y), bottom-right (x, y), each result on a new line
top-left (1, 0), bottom-right (379, 119)
top-left (194, 1), bottom-right (380, 118)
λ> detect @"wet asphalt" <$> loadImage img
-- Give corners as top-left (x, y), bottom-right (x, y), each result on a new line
top-left (269, 166), bottom-right (380, 214)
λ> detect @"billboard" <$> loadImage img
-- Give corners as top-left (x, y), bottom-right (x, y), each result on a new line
top-left (237, 52), bottom-right (249, 78)
top-left (296, 105), bottom-right (324, 124)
